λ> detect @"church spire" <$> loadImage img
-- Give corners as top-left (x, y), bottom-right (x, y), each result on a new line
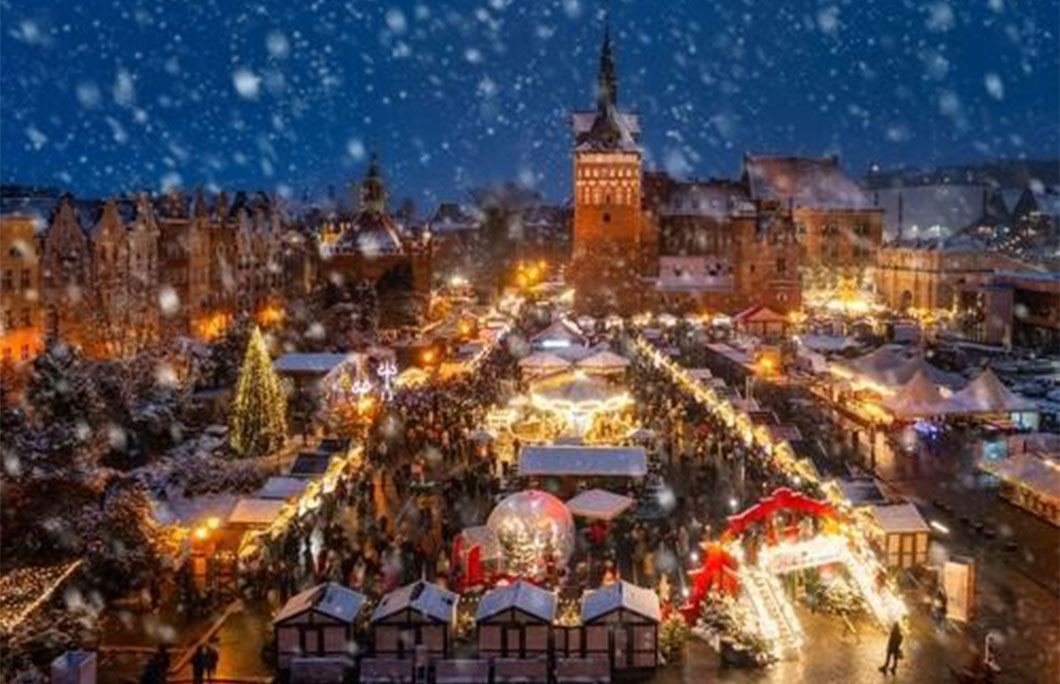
top-left (596, 15), bottom-right (618, 111)
top-left (360, 151), bottom-right (387, 213)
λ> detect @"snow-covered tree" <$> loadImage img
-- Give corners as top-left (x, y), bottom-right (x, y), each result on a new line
top-left (229, 326), bottom-right (286, 457)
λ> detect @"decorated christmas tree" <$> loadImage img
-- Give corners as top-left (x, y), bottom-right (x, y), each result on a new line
top-left (229, 326), bottom-right (287, 457)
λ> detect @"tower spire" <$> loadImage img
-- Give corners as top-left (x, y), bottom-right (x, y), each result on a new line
top-left (360, 150), bottom-right (387, 214)
top-left (596, 13), bottom-right (618, 111)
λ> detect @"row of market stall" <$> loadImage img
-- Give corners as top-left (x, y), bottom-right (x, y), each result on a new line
top-left (274, 578), bottom-right (661, 683)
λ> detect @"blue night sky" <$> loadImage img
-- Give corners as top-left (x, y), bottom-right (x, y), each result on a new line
top-left (2, 0), bottom-right (1057, 209)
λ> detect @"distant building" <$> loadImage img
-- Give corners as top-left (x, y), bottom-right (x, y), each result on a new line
top-left (0, 213), bottom-right (42, 364)
top-left (566, 22), bottom-right (881, 316)
top-left (979, 271), bottom-right (1060, 348)
top-left (863, 159), bottom-right (1060, 261)
top-left (569, 23), bottom-right (652, 315)
top-left (1, 184), bottom-right (294, 358)
top-left (875, 234), bottom-right (1033, 312)
top-left (316, 154), bottom-right (431, 294)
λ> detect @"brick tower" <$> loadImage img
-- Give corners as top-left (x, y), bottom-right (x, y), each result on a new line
top-left (570, 22), bottom-right (646, 315)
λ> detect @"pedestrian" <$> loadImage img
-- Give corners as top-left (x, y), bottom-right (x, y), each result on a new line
top-left (192, 645), bottom-right (207, 684)
top-left (879, 621), bottom-right (903, 675)
top-left (204, 639), bottom-right (219, 683)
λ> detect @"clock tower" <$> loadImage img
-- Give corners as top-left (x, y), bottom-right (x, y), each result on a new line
top-left (570, 22), bottom-right (649, 314)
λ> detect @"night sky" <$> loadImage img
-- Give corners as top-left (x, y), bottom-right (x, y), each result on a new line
top-left (2, 0), bottom-right (1057, 209)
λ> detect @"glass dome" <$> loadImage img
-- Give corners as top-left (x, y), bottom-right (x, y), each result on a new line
top-left (486, 490), bottom-right (576, 578)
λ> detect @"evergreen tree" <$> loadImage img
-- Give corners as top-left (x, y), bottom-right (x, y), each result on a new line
top-left (229, 326), bottom-right (287, 457)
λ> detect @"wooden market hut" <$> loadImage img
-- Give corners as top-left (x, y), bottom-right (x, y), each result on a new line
top-left (372, 581), bottom-right (459, 659)
top-left (476, 581), bottom-right (557, 660)
top-left (870, 503), bottom-right (931, 568)
top-left (580, 581), bottom-right (661, 671)
top-left (273, 582), bottom-right (368, 671)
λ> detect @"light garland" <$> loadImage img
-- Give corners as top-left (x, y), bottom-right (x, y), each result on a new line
top-left (0, 560), bottom-right (84, 633)
top-left (633, 334), bottom-right (908, 638)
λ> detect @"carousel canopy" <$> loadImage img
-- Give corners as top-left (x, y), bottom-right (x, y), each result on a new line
top-left (518, 352), bottom-right (571, 372)
top-left (372, 580), bottom-right (459, 624)
top-left (227, 497), bottom-right (287, 526)
top-left (530, 372), bottom-right (629, 409)
top-left (951, 368), bottom-right (1037, 414)
top-left (576, 350), bottom-right (631, 371)
top-left (551, 344), bottom-right (598, 362)
top-left (476, 581), bottom-right (557, 623)
top-left (274, 582), bottom-right (366, 626)
top-left (581, 581), bottom-right (661, 623)
top-left (565, 489), bottom-right (635, 520)
top-left (882, 369), bottom-right (953, 418)
top-left (519, 445), bottom-right (647, 477)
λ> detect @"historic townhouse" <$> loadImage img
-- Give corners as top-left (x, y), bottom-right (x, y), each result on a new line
top-left (0, 213), bottom-right (42, 364)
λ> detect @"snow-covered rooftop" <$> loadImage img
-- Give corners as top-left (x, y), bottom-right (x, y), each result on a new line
top-left (372, 580), bottom-right (459, 624)
top-left (581, 581), bottom-right (661, 623)
top-left (476, 581), bottom-right (557, 623)
top-left (274, 582), bottom-right (367, 625)
top-left (227, 497), bottom-right (287, 526)
top-left (273, 353), bottom-right (354, 375)
top-left (870, 503), bottom-right (930, 534)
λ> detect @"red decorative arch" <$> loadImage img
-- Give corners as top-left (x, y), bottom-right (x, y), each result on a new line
top-left (722, 487), bottom-right (836, 541)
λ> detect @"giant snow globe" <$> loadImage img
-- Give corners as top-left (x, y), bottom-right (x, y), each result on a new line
top-left (486, 490), bottom-right (576, 579)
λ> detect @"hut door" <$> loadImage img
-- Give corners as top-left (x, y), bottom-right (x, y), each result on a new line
top-left (302, 627), bottom-right (322, 656)
top-left (504, 626), bottom-right (523, 658)
top-left (613, 625), bottom-right (633, 668)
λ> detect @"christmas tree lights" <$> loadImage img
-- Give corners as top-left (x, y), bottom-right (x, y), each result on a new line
top-left (229, 326), bottom-right (287, 457)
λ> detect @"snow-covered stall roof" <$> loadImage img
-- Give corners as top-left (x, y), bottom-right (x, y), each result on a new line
top-left (274, 582), bottom-right (367, 625)
top-left (882, 370), bottom-right (954, 418)
top-left (227, 497), bottom-right (287, 526)
top-left (289, 451), bottom-right (334, 478)
top-left (372, 580), bottom-right (459, 624)
top-left (576, 350), bottom-right (631, 371)
top-left (565, 489), bottom-right (635, 520)
top-left (982, 454), bottom-right (1060, 504)
top-left (258, 476), bottom-right (310, 500)
top-left (870, 503), bottom-right (930, 535)
top-left (581, 581), bottom-right (661, 623)
top-left (835, 478), bottom-right (888, 507)
top-left (797, 334), bottom-right (856, 352)
top-left (951, 369), bottom-right (1038, 414)
top-left (519, 446), bottom-right (647, 477)
top-left (273, 353), bottom-right (353, 375)
top-left (476, 581), bottom-right (557, 623)
top-left (687, 368), bottom-right (713, 381)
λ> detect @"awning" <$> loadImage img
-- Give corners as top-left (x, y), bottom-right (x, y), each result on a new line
top-left (566, 489), bottom-right (635, 520)
top-left (228, 497), bottom-right (287, 527)
top-left (519, 445), bottom-right (647, 477)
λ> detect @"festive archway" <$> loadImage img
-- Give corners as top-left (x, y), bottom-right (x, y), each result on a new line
top-left (722, 487), bottom-right (836, 542)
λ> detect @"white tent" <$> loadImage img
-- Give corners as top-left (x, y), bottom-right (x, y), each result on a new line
top-left (951, 369), bottom-right (1038, 414)
top-left (518, 352), bottom-right (571, 374)
top-left (577, 350), bottom-right (631, 373)
top-left (227, 497), bottom-right (287, 527)
top-left (566, 489), bottom-right (635, 520)
top-left (531, 320), bottom-right (586, 347)
top-left (882, 370), bottom-right (954, 418)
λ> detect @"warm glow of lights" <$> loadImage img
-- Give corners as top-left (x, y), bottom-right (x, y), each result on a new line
top-left (256, 304), bottom-right (285, 326)
top-left (206, 517), bottom-right (220, 530)
top-left (194, 527), bottom-right (208, 540)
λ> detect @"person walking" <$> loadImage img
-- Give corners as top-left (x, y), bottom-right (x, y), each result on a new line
top-left (879, 621), bottom-right (903, 675)
top-left (203, 639), bottom-right (219, 683)
top-left (191, 645), bottom-right (207, 684)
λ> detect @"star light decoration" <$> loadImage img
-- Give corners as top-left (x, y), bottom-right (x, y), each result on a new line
top-left (377, 359), bottom-right (398, 401)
